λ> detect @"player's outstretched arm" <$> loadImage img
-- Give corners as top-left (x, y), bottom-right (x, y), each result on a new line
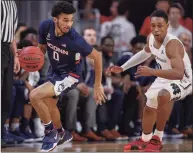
top-left (149, 40), bottom-right (184, 80)
top-left (106, 45), bottom-right (151, 75)
top-left (87, 49), bottom-right (107, 104)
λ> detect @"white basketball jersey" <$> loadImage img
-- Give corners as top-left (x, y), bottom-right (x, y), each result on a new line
top-left (149, 33), bottom-right (192, 84)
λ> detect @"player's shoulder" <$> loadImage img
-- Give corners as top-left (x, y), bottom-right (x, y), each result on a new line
top-left (39, 19), bottom-right (53, 28)
top-left (68, 28), bottom-right (83, 41)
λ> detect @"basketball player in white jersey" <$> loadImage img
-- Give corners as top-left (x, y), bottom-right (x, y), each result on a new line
top-left (106, 10), bottom-right (192, 152)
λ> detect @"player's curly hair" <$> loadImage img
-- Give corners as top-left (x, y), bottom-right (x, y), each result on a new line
top-left (51, 1), bottom-right (76, 17)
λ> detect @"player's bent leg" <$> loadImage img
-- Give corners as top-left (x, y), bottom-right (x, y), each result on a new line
top-left (30, 82), bottom-right (60, 152)
top-left (144, 89), bottom-right (172, 152)
top-left (30, 82), bottom-right (55, 124)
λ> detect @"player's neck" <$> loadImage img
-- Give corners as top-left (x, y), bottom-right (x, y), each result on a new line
top-left (55, 27), bottom-right (64, 37)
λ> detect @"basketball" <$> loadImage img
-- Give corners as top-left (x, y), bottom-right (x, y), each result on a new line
top-left (18, 46), bottom-right (44, 72)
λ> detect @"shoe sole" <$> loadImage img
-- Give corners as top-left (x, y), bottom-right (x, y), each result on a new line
top-left (40, 142), bottom-right (58, 152)
top-left (57, 136), bottom-right (73, 146)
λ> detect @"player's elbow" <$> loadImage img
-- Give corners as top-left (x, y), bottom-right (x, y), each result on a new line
top-left (176, 71), bottom-right (184, 80)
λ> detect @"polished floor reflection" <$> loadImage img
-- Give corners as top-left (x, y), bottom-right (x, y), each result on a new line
top-left (1, 139), bottom-right (192, 152)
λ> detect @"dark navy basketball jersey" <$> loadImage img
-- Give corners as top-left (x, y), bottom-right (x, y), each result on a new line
top-left (38, 19), bottom-right (93, 77)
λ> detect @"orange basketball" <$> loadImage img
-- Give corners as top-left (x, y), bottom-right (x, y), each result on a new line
top-left (19, 46), bottom-right (44, 72)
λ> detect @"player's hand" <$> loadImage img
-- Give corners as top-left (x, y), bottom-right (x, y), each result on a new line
top-left (14, 55), bottom-right (20, 74)
top-left (106, 65), bottom-right (123, 75)
top-left (135, 65), bottom-right (154, 78)
top-left (94, 84), bottom-right (107, 105)
top-left (77, 83), bottom-right (89, 97)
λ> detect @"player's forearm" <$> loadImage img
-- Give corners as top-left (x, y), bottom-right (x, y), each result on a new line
top-left (151, 69), bottom-right (184, 80)
top-left (11, 39), bottom-right (18, 56)
top-left (121, 50), bottom-right (151, 71)
top-left (93, 52), bottom-right (103, 87)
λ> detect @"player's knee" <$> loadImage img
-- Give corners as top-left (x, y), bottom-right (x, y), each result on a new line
top-left (29, 89), bottom-right (40, 103)
top-left (157, 89), bottom-right (171, 108)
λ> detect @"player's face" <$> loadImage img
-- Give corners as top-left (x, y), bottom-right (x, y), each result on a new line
top-left (101, 38), bottom-right (114, 57)
top-left (54, 13), bottom-right (74, 33)
top-left (150, 17), bottom-right (168, 41)
top-left (83, 29), bottom-right (97, 46)
top-left (168, 8), bottom-right (182, 23)
top-left (156, 1), bottom-right (170, 13)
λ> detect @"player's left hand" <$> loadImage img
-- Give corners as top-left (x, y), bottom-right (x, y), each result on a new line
top-left (135, 65), bottom-right (154, 78)
top-left (94, 85), bottom-right (107, 105)
top-left (14, 55), bottom-right (20, 74)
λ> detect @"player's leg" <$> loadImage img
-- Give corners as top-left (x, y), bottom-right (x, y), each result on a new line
top-left (124, 85), bottom-right (159, 151)
top-left (43, 97), bottom-right (73, 145)
top-left (29, 82), bottom-right (60, 152)
top-left (43, 98), bottom-right (61, 129)
top-left (144, 89), bottom-right (172, 152)
top-left (29, 82), bottom-right (55, 124)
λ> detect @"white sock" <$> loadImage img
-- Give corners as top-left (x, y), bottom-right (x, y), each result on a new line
top-left (154, 129), bottom-right (163, 141)
top-left (44, 121), bottom-right (52, 126)
top-left (142, 132), bottom-right (153, 142)
top-left (11, 123), bottom-right (19, 131)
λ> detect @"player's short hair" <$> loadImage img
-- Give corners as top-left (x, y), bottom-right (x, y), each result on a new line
top-left (150, 10), bottom-right (168, 23)
top-left (169, 3), bottom-right (184, 16)
top-left (51, 1), bottom-right (76, 17)
top-left (20, 27), bottom-right (37, 40)
top-left (130, 35), bottom-right (147, 47)
top-left (82, 27), bottom-right (96, 36)
top-left (101, 35), bottom-right (114, 45)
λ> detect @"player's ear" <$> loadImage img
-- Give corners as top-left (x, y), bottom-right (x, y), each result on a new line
top-left (166, 23), bottom-right (169, 29)
top-left (53, 17), bottom-right (57, 23)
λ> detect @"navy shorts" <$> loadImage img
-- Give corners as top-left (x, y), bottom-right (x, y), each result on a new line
top-left (46, 67), bottom-right (80, 97)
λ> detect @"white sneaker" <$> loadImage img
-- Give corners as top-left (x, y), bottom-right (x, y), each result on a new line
top-left (33, 118), bottom-right (45, 138)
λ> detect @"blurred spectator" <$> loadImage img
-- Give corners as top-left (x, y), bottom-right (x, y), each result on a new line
top-left (140, 0), bottom-right (170, 36)
top-left (100, 0), bottom-right (136, 59)
top-left (96, 36), bottom-right (127, 140)
top-left (82, 27), bottom-right (97, 46)
top-left (20, 27), bottom-right (38, 46)
top-left (178, 32), bottom-right (192, 64)
top-left (168, 3), bottom-right (192, 39)
top-left (100, 0), bottom-right (119, 24)
top-left (117, 35), bottom-right (157, 137)
top-left (15, 23), bottom-right (27, 44)
top-left (59, 27), bottom-right (104, 141)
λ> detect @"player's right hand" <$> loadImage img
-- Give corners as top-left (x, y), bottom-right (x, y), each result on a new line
top-left (106, 65), bottom-right (123, 75)
top-left (94, 85), bottom-right (107, 105)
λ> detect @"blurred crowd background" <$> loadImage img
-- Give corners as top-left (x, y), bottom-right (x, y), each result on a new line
top-left (2, 0), bottom-right (193, 144)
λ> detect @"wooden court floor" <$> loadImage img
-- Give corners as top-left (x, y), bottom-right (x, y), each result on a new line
top-left (1, 138), bottom-right (192, 152)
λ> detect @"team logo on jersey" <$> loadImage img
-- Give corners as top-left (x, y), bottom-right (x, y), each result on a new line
top-left (161, 50), bottom-right (164, 54)
top-left (57, 83), bottom-right (66, 92)
top-left (47, 42), bottom-right (68, 55)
